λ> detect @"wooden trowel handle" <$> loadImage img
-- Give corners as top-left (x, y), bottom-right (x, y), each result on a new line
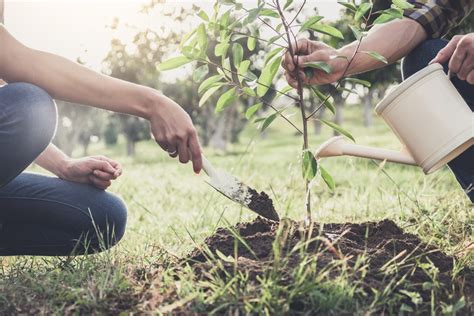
top-left (201, 155), bottom-right (218, 178)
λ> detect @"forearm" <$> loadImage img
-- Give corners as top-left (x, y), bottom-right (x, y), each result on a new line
top-left (338, 18), bottom-right (427, 75)
top-left (0, 25), bottom-right (157, 119)
top-left (34, 144), bottom-right (70, 178)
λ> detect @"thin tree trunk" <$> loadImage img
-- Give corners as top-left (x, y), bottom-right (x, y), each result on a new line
top-left (313, 106), bottom-right (325, 135)
top-left (333, 95), bottom-right (344, 136)
top-left (126, 138), bottom-right (135, 156)
top-left (363, 89), bottom-right (374, 127)
top-left (209, 114), bottom-right (228, 151)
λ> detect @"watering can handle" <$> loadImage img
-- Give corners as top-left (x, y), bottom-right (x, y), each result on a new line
top-left (315, 136), bottom-right (417, 166)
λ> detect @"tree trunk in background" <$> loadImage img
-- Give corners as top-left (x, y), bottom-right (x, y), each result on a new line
top-left (312, 106), bottom-right (325, 135)
top-left (209, 114), bottom-right (228, 151)
top-left (0, 0), bottom-right (4, 24)
top-left (363, 89), bottom-right (374, 128)
top-left (333, 94), bottom-right (344, 136)
top-left (126, 137), bottom-right (136, 157)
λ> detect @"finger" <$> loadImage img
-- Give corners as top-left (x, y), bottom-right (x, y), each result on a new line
top-left (466, 70), bottom-right (474, 85)
top-left (167, 145), bottom-right (178, 158)
top-left (177, 138), bottom-right (190, 164)
top-left (88, 175), bottom-right (111, 190)
top-left (93, 169), bottom-right (117, 181)
top-left (188, 131), bottom-right (203, 174)
top-left (285, 72), bottom-right (299, 89)
top-left (284, 47), bottom-right (295, 71)
top-left (430, 38), bottom-right (460, 65)
top-left (294, 51), bottom-right (328, 67)
top-left (456, 57), bottom-right (473, 80)
top-left (94, 156), bottom-right (122, 176)
top-left (90, 159), bottom-right (116, 174)
top-left (293, 38), bottom-right (310, 55)
top-left (449, 45), bottom-right (467, 75)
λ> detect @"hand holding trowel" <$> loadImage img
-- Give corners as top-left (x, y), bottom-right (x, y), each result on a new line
top-left (201, 155), bottom-right (279, 222)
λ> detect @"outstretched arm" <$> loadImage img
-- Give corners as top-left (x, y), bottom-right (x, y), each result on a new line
top-left (283, 18), bottom-right (427, 87)
top-left (0, 25), bottom-right (202, 173)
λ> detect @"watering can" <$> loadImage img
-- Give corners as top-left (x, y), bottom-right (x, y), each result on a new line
top-left (316, 63), bottom-right (473, 174)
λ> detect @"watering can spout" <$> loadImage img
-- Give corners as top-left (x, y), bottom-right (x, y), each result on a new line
top-left (315, 136), bottom-right (417, 166)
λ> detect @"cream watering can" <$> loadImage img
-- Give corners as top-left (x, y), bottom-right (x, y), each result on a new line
top-left (316, 63), bottom-right (473, 174)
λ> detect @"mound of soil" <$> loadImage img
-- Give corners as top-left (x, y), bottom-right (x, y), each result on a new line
top-left (187, 217), bottom-right (473, 305)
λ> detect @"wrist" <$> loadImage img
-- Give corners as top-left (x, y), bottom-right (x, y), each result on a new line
top-left (56, 157), bottom-right (73, 180)
top-left (140, 88), bottom-right (165, 121)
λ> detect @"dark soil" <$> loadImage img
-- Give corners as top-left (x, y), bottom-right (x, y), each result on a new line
top-left (187, 217), bottom-right (473, 309)
top-left (246, 188), bottom-right (279, 221)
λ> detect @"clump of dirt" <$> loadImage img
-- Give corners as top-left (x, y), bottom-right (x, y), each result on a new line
top-left (187, 217), bottom-right (473, 306)
top-left (246, 188), bottom-right (279, 221)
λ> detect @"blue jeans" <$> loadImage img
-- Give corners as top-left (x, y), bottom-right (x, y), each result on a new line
top-left (0, 83), bottom-right (127, 256)
top-left (402, 39), bottom-right (473, 202)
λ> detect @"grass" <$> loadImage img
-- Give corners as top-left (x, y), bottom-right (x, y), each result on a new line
top-left (0, 106), bottom-right (472, 314)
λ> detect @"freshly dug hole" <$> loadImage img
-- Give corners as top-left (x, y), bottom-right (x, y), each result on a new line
top-left (186, 217), bottom-right (473, 305)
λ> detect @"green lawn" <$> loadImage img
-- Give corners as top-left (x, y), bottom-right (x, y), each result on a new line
top-left (1, 106), bottom-right (472, 314)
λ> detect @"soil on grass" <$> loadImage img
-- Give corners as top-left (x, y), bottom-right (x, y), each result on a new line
top-left (187, 217), bottom-right (473, 309)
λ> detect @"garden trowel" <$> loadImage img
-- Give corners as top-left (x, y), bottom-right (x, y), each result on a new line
top-left (201, 155), bottom-right (279, 221)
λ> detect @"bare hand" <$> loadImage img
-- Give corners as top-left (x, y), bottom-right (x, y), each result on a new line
top-left (148, 94), bottom-right (203, 173)
top-left (60, 156), bottom-right (122, 190)
top-left (430, 33), bottom-right (474, 84)
top-left (282, 38), bottom-right (349, 88)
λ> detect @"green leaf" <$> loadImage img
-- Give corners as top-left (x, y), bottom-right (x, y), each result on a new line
top-left (343, 77), bottom-right (371, 87)
top-left (215, 87), bottom-right (237, 113)
top-left (319, 165), bottom-right (335, 190)
top-left (264, 47), bottom-right (284, 66)
top-left (310, 86), bottom-right (335, 114)
top-left (373, 13), bottom-right (396, 24)
top-left (303, 61), bottom-right (332, 74)
top-left (199, 84), bottom-right (224, 107)
top-left (196, 23), bottom-right (208, 53)
top-left (355, 2), bottom-right (372, 21)
top-left (308, 23), bottom-right (344, 40)
top-left (232, 43), bottom-right (244, 68)
top-left (299, 16), bottom-right (324, 32)
top-left (193, 64), bottom-right (209, 83)
top-left (373, 8), bottom-right (403, 24)
top-left (157, 56), bottom-right (192, 71)
top-left (392, 0), bottom-right (415, 9)
top-left (247, 36), bottom-right (257, 51)
top-left (238, 60), bottom-right (251, 83)
top-left (257, 56), bottom-right (282, 97)
top-left (242, 87), bottom-right (256, 97)
top-left (302, 150), bottom-right (318, 180)
top-left (275, 85), bottom-right (293, 99)
top-left (261, 112), bottom-right (278, 132)
top-left (260, 8), bottom-right (279, 18)
top-left (215, 249), bottom-right (234, 263)
top-left (198, 74), bottom-right (223, 95)
top-left (197, 9), bottom-right (209, 21)
top-left (284, 0), bottom-right (294, 10)
top-left (245, 103), bottom-right (262, 119)
top-left (268, 34), bottom-right (284, 45)
top-left (319, 119), bottom-right (355, 142)
top-left (349, 25), bottom-right (362, 40)
top-left (361, 51), bottom-right (388, 64)
top-left (337, 1), bottom-right (357, 12)
top-left (215, 42), bottom-right (230, 57)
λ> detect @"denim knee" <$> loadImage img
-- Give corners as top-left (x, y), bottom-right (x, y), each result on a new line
top-left (4, 83), bottom-right (58, 151)
top-left (402, 39), bottom-right (449, 79)
top-left (87, 192), bottom-right (128, 252)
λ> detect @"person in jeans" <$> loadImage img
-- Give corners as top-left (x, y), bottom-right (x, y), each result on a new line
top-left (0, 1), bottom-right (203, 255)
top-left (283, 0), bottom-right (474, 202)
